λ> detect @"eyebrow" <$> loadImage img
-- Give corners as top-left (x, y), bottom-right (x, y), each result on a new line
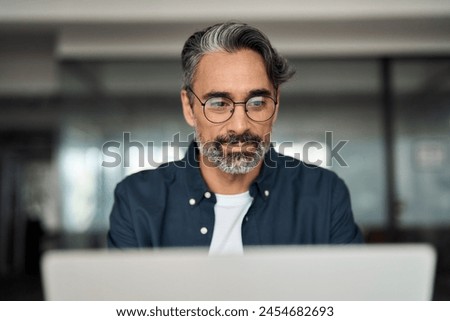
top-left (203, 91), bottom-right (231, 101)
top-left (203, 88), bottom-right (273, 101)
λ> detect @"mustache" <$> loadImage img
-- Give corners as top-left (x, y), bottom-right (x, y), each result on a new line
top-left (214, 131), bottom-right (263, 146)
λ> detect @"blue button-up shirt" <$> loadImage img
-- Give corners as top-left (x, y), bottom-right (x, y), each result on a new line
top-left (107, 142), bottom-right (363, 248)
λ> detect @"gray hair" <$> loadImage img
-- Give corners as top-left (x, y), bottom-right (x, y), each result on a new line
top-left (181, 22), bottom-right (295, 90)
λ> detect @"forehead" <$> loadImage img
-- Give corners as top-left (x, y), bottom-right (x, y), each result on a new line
top-left (193, 49), bottom-right (273, 95)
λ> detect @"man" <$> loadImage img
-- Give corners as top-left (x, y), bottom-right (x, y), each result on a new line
top-left (108, 22), bottom-right (363, 253)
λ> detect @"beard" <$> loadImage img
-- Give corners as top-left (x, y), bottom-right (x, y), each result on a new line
top-left (195, 129), bottom-right (269, 175)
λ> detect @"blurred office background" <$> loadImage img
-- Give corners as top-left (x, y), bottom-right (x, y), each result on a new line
top-left (0, 0), bottom-right (449, 299)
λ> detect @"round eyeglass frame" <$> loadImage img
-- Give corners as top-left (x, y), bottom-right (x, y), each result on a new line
top-left (187, 87), bottom-right (278, 124)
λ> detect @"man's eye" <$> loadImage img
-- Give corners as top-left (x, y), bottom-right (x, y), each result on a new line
top-left (252, 100), bottom-right (264, 106)
top-left (207, 98), bottom-right (231, 108)
top-left (248, 97), bottom-right (266, 108)
top-left (210, 102), bottom-right (226, 108)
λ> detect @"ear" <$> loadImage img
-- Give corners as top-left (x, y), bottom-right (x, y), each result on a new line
top-left (181, 89), bottom-right (196, 127)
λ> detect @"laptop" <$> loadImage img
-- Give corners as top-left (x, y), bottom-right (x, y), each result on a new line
top-left (41, 244), bottom-right (436, 301)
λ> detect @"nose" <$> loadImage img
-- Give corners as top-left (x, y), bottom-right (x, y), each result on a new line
top-left (228, 103), bottom-right (250, 133)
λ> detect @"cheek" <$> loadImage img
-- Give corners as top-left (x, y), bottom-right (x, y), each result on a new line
top-left (255, 124), bottom-right (273, 139)
top-left (194, 121), bottom-right (223, 141)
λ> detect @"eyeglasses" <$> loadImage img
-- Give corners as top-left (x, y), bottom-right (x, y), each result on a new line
top-left (187, 88), bottom-right (277, 124)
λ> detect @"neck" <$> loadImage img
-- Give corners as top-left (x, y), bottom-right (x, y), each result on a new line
top-left (199, 155), bottom-right (262, 195)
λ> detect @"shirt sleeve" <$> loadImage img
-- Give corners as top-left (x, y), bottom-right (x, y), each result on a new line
top-left (107, 182), bottom-right (139, 248)
top-left (329, 176), bottom-right (364, 244)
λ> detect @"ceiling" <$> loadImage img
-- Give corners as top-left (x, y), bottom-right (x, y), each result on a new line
top-left (0, 0), bottom-right (449, 59)
top-left (0, 0), bottom-right (449, 97)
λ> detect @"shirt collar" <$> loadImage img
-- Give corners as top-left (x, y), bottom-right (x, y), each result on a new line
top-left (182, 141), bottom-right (277, 203)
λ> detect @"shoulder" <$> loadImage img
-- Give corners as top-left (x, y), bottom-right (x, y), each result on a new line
top-left (267, 150), bottom-right (350, 200)
top-left (116, 160), bottom-right (184, 195)
top-left (270, 150), bottom-right (340, 184)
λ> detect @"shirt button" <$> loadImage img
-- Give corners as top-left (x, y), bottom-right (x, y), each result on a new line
top-left (200, 227), bottom-right (208, 235)
top-left (204, 192), bottom-right (211, 199)
top-left (264, 190), bottom-right (270, 197)
top-left (245, 216), bottom-right (249, 222)
top-left (189, 198), bottom-right (196, 206)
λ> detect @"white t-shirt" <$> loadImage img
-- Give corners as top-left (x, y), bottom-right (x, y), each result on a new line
top-left (208, 191), bottom-right (253, 255)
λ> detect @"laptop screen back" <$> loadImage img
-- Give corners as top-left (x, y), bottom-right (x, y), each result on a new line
top-left (41, 244), bottom-right (436, 301)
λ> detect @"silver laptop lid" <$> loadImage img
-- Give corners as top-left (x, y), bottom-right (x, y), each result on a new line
top-left (41, 244), bottom-right (436, 301)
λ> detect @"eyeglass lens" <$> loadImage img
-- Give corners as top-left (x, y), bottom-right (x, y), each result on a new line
top-left (204, 96), bottom-right (275, 123)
